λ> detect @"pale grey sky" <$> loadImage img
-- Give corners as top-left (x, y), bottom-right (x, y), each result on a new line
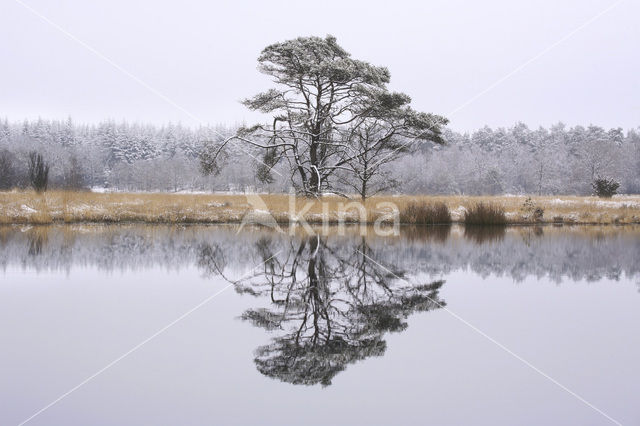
top-left (1, 0), bottom-right (638, 132)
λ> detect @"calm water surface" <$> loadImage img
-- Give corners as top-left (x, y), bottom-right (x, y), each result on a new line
top-left (1, 225), bottom-right (639, 425)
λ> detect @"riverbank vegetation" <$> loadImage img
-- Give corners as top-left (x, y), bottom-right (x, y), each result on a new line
top-left (1, 191), bottom-right (639, 225)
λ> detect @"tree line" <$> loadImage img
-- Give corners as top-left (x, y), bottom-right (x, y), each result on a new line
top-left (1, 116), bottom-right (638, 195)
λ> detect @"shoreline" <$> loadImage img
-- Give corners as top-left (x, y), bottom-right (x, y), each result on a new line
top-left (1, 191), bottom-right (639, 226)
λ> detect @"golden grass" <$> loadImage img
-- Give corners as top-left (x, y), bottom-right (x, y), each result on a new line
top-left (464, 202), bottom-right (507, 225)
top-left (399, 201), bottom-right (451, 224)
top-left (1, 190), bottom-right (639, 225)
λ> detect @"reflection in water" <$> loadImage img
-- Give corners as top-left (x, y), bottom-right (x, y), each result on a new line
top-left (2, 224), bottom-right (640, 387)
top-left (196, 243), bottom-right (227, 277)
top-left (463, 225), bottom-right (506, 244)
top-left (1, 224), bottom-right (640, 283)
top-left (213, 236), bottom-right (445, 386)
top-left (27, 231), bottom-right (46, 256)
top-left (404, 224), bottom-right (452, 243)
top-left (2, 226), bottom-right (639, 426)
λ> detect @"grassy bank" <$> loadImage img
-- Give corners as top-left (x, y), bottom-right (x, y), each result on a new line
top-left (1, 191), bottom-right (639, 225)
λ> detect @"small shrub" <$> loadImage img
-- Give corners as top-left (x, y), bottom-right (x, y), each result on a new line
top-left (399, 202), bottom-right (451, 224)
top-left (464, 202), bottom-right (507, 225)
top-left (28, 152), bottom-right (50, 193)
top-left (592, 177), bottom-right (619, 198)
top-left (521, 197), bottom-right (544, 221)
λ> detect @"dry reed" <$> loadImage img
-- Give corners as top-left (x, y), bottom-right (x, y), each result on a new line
top-left (399, 202), bottom-right (451, 224)
top-left (1, 191), bottom-right (639, 225)
top-left (464, 203), bottom-right (507, 226)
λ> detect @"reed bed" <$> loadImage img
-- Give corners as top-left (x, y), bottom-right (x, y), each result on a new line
top-left (464, 202), bottom-right (508, 226)
top-left (399, 202), bottom-right (451, 224)
top-left (1, 191), bottom-right (639, 225)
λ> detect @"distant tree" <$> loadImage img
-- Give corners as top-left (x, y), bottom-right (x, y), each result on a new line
top-left (592, 177), bottom-right (619, 198)
top-left (59, 116), bottom-right (76, 147)
top-left (339, 94), bottom-right (447, 200)
top-left (578, 126), bottom-right (619, 190)
top-left (201, 35), bottom-right (447, 197)
top-left (0, 149), bottom-right (19, 189)
top-left (62, 155), bottom-right (85, 190)
top-left (528, 126), bottom-right (561, 195)
top-left (0, 118), bottom-right (11, 143)
top-left (28, 151), bottom-right (49, 193)
top-left (620, 130), bottom-right (640, 193)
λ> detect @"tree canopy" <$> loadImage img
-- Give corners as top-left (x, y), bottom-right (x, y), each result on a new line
top-left (202, 35), bottom-right (448, 197)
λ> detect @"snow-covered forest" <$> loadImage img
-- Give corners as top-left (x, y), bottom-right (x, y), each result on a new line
top-left (1, 117), bottom-right (638, 195)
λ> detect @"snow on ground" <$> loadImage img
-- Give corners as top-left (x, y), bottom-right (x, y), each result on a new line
top-left (20, 205), bottom-right (37, 213)
top-left (592, 200), bottom-right (640, 208)
top-left (90, 187), bottom-right (268, 195)
top-left (207, 202), bottom-right (229, 208)
top-left (547, 198), bottom-right (640, 209)
top-left (450, 206), bottom-right (467, 221)
top-left (69, 204), bottom-right (94, 213)
top-left (548, 198), bottom-right (574, 205)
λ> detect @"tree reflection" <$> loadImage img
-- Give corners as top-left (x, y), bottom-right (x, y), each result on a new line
top-left (26, 228), bottom-right (49, 256)
top-left (211, 235), bottom-right (446, 386)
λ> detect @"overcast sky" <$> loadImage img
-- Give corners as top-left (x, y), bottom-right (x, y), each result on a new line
top-left (1, 0), bottom-right (638, 132)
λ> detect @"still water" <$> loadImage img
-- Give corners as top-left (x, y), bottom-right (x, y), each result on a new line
top-left (1, 225), bottom-right (639, 425)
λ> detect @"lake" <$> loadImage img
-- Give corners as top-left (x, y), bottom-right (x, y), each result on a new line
top-left (1, 224), bottom-right (638, 425)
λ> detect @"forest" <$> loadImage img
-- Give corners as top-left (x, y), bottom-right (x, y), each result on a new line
top-left (0, 116), bottom-right (638, 196)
